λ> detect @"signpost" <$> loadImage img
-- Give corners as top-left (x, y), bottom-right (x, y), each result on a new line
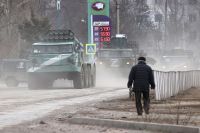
top-left (87, 0), bottom-right (110, 47)
top-left (86, 44), bottom-right (96, 55)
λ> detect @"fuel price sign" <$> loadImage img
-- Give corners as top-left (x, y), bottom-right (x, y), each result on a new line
top-left (99, 26), bottom-right (111, 42)
top-left (93, 15), bottom-right (111, 49)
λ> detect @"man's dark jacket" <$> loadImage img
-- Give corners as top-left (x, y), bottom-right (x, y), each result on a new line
top-left (127, 61), bottom-right (155, 91)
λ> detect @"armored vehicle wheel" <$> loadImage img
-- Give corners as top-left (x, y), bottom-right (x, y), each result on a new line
top-left (87, 66), bottom-right (92, 88)
top-left (5, 77), bottom-right (19, 87)
top-left (28, 82), bottom-right (37, 89)
top-left (40, 79), bottom-right (53, 88)
top-left (73, 69), bottom-right (84, 89)
top-left (28, 78), bottom-right (52, 89)
top-left (84, 66), bottom-right (89, 88)
top-left (28, 75), bottom-right (39, 89)
top-left (91, 66), bottom-right (96, 87)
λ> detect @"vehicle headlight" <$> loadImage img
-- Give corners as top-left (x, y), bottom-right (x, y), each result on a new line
top-left (99, 61), bottom-right (103, 65)
top-left (126, 62), bottom-right (130, 65)
top-left (184, 65), bottom-right (187, 68)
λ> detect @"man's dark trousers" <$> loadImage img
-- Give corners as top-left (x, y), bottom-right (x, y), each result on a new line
top-left (134, 90), bottom-right (150, 115)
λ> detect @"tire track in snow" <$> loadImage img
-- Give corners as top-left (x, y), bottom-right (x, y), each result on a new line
top-left (0, 88), bottom-right (127, 129)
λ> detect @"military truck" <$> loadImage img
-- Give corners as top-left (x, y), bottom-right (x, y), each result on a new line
top-left (158, 49), bottom-right (195, 71)
top-left (27, 30), bottom-right (96, 89)
top-left (0, 59), bottom-right (29, 87)
top-left (97, 34), bottom-right (136, 76)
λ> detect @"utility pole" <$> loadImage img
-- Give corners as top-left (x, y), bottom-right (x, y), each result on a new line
top-left (164, 0), bottom-right (168, 49)
top-left (115, 0), bottom-right (120, 34)
top-left (6, 0), bottom-right (12, 39)
top-left (174, 0), bottom-right (178, 46)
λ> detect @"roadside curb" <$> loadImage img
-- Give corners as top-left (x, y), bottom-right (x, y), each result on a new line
top-left (68, 117), bottom-right (200, 133)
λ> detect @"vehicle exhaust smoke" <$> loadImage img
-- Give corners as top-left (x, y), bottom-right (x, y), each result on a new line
top-left (96, 64), bottom-right (128, 88)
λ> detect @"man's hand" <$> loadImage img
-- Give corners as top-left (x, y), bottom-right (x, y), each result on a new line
top-left (151, 85), bottom-right (155, 90)
top-left (127, 83), bottom-right (132, 88)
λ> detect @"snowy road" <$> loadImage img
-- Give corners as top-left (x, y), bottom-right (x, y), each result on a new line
top-left (0, 81), bottom-right (128, 129)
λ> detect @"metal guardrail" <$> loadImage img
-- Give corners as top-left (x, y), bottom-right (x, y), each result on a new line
top-left (154, 70), bottom-right (200, 100)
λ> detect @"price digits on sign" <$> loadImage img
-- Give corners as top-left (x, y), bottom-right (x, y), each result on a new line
top-left (100, 32), bottom-right (110, 36)
top-left (100, 26), bottom-right (110, 31)
top-left (100, 26), bottom-right (110, 42)
top-left (100, 37), bottom-right (110, 42)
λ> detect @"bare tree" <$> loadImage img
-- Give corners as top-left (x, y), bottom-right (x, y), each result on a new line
top-left (0, 0), bottom-right (51, 58)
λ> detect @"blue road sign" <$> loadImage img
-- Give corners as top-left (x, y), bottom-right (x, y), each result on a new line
top-left (86, 44), bottom-right (96, 55)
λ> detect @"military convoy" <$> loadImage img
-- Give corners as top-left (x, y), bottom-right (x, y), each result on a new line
top-left (97, 34), bottom-right (136, 76)
top-left (158, 49), bottom-right (196, 71)
top-left (0, 32), bottom-right (138, 88)
top-left (0, 59), bottom-right (29, 87)
top-left (27, 30), bottom-right (96, 89)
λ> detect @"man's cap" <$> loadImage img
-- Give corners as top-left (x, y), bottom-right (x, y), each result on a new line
top-left (138, 56), bottom-right (146, 61)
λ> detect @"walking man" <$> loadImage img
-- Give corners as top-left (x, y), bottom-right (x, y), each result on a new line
top-left (127, 56), bottom-right (155, 115)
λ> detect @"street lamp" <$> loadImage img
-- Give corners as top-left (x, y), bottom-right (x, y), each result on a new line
top-left (57, 0), bottom-right (61, 10)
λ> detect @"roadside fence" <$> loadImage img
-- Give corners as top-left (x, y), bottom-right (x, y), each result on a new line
top-left (154, 70), bottom-right (200, 100)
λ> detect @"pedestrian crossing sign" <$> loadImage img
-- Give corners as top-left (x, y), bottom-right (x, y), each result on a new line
top-left (86, 44), bottom-right (96, 55)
